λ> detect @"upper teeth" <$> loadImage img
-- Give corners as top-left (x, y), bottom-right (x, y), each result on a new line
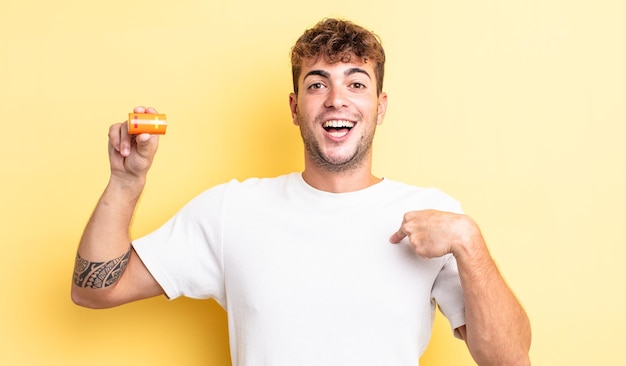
top-left (323, 120), bottom-right (355, 129)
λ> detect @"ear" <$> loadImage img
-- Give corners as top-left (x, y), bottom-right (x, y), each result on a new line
top-left (376, 92), bottom-right (388, 125)
top-left (289, 92), bottom-right (299, 126)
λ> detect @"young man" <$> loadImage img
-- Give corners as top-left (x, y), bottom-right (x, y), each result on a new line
top-left (72, 18), bottom-right (531, 365)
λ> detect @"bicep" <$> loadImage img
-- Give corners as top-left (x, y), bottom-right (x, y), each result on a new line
top-left (116, 248), bottom-right (166, 301)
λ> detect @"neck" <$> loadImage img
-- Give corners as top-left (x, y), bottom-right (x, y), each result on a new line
top-left (301, 161), bottom-right (381, 193)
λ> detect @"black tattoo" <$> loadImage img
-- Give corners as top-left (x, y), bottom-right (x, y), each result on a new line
top-left (73, 248), bottom-right (131, 288)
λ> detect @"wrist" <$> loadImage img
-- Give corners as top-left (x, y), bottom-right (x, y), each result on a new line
top-left (107, 173), bottom-right (146, 201)
top-left (451, 215), bottom-right (488, 263)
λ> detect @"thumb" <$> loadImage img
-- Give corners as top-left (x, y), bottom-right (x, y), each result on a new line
top-left (135, 133), bottom-right (159, 159)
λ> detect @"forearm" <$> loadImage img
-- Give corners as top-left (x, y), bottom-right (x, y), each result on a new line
top-left (390, 210), bottom-right (531, 363)
top-left (72, 176), bottom-right (145, 305)
top-left (455, 222), bottom-right (531, 365)
top-left (77, 176), bottom-right (144, 259)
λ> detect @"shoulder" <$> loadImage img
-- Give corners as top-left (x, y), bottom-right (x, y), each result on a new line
top-left (193, 174), bottom-right (298, 206)
top-left (381, 178), bottom-right (463, 214)
top-left (223, 173), bottom-right (294, 192)
top-left (195, 174), bottom-right (293, 195)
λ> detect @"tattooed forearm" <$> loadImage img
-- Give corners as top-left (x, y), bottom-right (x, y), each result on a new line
top-left (73, 248), bottom-right (131, 288)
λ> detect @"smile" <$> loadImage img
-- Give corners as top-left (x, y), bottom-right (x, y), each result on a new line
top-left (323, 120), bottom-right (355, 138)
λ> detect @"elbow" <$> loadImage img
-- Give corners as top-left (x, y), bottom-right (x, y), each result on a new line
top-left (71, 287), bottom-right (98, 309)
top-left (71, 285), bottom-right (115, 309)
top-left (71, 289), bottom-right (92, 309)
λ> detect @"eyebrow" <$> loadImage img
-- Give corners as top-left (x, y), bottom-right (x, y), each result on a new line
top-left (345, 67), bottom-right (371, 79)
top-left (303, 67), bottom-right (372, 81)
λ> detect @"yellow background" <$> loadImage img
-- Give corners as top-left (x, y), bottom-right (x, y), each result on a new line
top-left (1, 0), bottom-right (624, 365)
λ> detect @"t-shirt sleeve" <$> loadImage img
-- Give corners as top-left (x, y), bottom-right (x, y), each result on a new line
top-left (132, 183), bottom-right (229, 307)
top-left (432, 254), bottom-right (466, 339)
top-left (430, 192), bottom-right (466, 339)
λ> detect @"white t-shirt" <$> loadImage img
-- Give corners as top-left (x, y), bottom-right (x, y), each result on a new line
top-left (133, 173), bottom-right (465, 365)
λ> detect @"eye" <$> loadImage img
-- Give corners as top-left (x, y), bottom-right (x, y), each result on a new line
top-left (351, 82), bottom-right (367, 89)
top-left (308, 82), bottom-right (325, 90)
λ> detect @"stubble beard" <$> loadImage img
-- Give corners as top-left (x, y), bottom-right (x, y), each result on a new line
top-left (297, 112), bottom-right (376, 173)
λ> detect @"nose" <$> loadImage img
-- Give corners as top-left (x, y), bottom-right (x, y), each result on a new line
top-left (324, 86), bottom-right (349, 109)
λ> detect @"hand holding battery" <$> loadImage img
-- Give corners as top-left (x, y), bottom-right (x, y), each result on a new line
top-left (107, 106), bottom-right (162, 182)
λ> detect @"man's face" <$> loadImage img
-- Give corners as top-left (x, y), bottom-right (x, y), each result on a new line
top-left (289, 58), bottom-right (388, 173)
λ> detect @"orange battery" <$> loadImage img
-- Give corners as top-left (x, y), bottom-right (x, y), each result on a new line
top-left (128, 113), bottom-right (168, 135)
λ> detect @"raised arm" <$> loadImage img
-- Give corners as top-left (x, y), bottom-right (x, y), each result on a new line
top-left (390, 210), bottom-right (531, 365)
top-left (71, 106), bottom-right (165, 309)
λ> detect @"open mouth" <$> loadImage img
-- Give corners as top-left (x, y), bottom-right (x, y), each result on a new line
top-left (323, 120), bottom-right (355, 138)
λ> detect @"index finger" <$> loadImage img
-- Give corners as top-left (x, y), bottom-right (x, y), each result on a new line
top-left (108, 121), bottom-right (133, 157)
top-left (389, 229), bottom-right (407, 244)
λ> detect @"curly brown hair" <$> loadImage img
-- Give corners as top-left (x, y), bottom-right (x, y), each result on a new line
top-left (290, 18), bottom-right (385, 95)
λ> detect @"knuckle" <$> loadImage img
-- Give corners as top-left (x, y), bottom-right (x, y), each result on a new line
top-left (402, 211), bottom-right (416, 222)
